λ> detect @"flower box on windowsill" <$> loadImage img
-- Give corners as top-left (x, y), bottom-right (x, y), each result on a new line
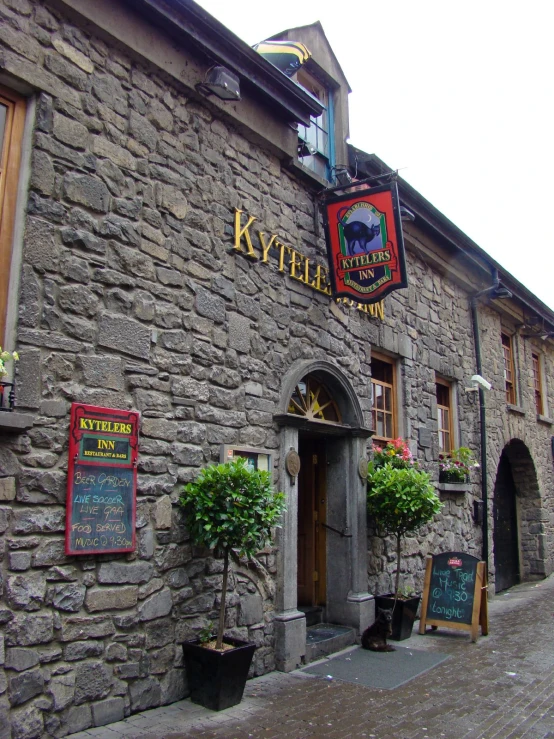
top-left (437, 482), bottom-right (470, 494)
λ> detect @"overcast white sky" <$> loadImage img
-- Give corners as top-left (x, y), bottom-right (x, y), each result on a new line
top-left (196, 0), bottom-right (554, 311)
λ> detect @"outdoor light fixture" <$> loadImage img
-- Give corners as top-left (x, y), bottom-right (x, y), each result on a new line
top-left (333, 167), bottom-right (352, 186)
top-left (400, 206), bottom-right (415, 222)
top-left (196, 66), bottom-right (240, 101)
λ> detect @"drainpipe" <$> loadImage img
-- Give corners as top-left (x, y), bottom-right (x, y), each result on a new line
top-left (470, 299), bottom-right (489, 568)
top-left (469, 269), bottom-right (512, 572)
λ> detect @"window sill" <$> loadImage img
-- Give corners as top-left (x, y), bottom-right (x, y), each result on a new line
top-left (437, 482), bottom-right (469, 494)
top-left (0, 411), bottom-right (36, 432)
top-left (537, 414), bottom-right (553, 426)
top-left (287, 159), bottom-right (330, 190)
top-left (507, 404), bottom-right (525, 416)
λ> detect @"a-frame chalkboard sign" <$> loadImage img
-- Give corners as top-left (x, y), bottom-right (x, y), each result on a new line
top-left (419, 552), bottom-right (489, 642)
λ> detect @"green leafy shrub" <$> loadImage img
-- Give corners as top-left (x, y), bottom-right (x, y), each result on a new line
top-left (179, 458), bottom-right (285, 649)
top-left (367, 464), bottom-right (442, 601)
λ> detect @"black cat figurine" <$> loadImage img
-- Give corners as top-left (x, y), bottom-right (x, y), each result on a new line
top-left (361, 607), bottom-right (396, 652)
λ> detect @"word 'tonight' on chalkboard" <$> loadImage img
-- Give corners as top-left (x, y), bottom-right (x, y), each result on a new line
top-left (419, 552), bottom-right (488, 642)
top-left (65, 403), bottom-right (139, 555)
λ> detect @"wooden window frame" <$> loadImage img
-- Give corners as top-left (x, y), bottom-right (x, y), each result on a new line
top-left (295, 68), bottom-right (334, 180)
top-left (501, 332), bottom-right (516, 405)
top-left (371, 353), bottom-right (396, 443)
top-left (436, 376), bottom-right (453, 454)
top-left (531, 352), bottom-right (544, 415)
top-left (0, 85), bottom-right (26, 345)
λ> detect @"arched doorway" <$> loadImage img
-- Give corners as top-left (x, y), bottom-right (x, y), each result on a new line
top-left (493, 439), bottom-right (544, 593)
top-left (272, 360), bottom-right (373, 671)
top-left (493, 451), bottom-right (519, 592)
top-left (288, 376), bottom-right (341, 611)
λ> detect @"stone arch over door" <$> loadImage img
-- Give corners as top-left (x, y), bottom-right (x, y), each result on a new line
top-left (273, 359), bottom-right (372, 671)
top-left (493, 439), bottom-right (545, 592)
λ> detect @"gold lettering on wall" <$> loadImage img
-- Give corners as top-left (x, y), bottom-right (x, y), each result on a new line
top-left (232, 209), bottom-right (383, 319)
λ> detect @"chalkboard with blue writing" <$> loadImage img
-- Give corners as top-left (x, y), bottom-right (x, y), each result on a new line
top-left (419, 552), bottom-right (488, 642)
top-left (66, 403), bottom-right (139, 555)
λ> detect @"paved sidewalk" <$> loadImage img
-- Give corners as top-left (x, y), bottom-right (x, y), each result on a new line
top-left (70, 576), bottom-right (554, 739)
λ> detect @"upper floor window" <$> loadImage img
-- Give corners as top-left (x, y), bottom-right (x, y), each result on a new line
top-left (532, 352), bottom-right (544, 415)
top-left (0, 86), bottom-right (26, 344)
top-left (296, 69), bottom-right (334, 180)
top-left (501, 333), bottom-right (516, 404)
top-left (436, 377), bottom-right (453, 454)
top-left (371, 354), bottom-right (395, 443)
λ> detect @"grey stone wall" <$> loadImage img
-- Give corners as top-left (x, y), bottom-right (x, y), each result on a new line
top-left (367, 237), bottom-right (554, 595)
top-left (0, 0), bottom-right (375, 735)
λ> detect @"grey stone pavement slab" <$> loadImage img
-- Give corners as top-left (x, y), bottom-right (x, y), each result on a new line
top-left (69, 576), bottom-right (554, 739)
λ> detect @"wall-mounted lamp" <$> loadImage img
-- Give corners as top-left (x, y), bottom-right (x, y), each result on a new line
top-left (333, 167), bottom-right (352, 187)
top-left (400, 206), bottom-right (415, 222)
top-left (196, 66), bottom-right (240, 101)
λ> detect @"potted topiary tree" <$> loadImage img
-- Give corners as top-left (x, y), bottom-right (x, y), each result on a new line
top-left (178, 457), bottom-right (285, 710)
top-left (368, 439), bottom-right (442, 639)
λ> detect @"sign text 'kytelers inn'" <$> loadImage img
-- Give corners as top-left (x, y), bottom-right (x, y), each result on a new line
top-left (233, 208), bottom-right (386, 319)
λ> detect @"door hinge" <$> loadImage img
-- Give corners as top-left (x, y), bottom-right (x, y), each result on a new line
top-left (312, 454), bottom-right (318, 465)
top-left (313, 571), bottom-right (319, 582)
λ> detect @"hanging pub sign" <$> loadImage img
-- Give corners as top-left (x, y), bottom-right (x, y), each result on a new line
top-left (323, 182), bottom-right (408, 304)
top-left (65, 403), bottom-right (139, 555)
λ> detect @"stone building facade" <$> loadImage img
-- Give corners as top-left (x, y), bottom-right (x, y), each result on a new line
top-left (0, 0), bottom-right (553, 737)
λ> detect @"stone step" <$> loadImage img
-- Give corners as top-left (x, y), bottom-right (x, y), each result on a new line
top-left (298, 605), bottom-right (323, 627)
top-left (305, 623), bottom-right (357, 664)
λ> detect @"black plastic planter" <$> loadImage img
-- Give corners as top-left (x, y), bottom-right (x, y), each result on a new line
top-left (182, 637), bottom-right (256, 711)
top-left (374, 594), bottom-right (421, 641)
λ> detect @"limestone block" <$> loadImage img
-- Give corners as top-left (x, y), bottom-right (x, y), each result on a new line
top-left (85, 586), bottom-right (138, 612)
top-left (0, 477), bottom-right (15, 501)
top-left (129, 677), bottom-right (161, 712)
top-left (238, 594), bottom-right (264, 626)
top-left (74, 661), bottom-right (112, 705)
top-left (138, 588), bottom-right (172, 621)
top-left (154, 496), bottom-right (172, 530)
top-left (63, 703), bottom-right (92, 734)
top-left (8, 668), bottom-right (44, 706)
top-left (52, 37), bottom-right (94, 73)
top-left (97, 561), bottom-right (154, 584)
top-left (6, 574), bottom-right (46, 611)
top-left (92, 696), bottom-right (125, 727)
top-left (4, 648), bottom-right (40, 672)
top-left (48, 672), bottom-right (75, 711)
top-left (59, 616), bottom-right (115, 642)
top-left (160, 668), bottom-right (187, 705)
top-left (10, 703), bottom-right (44, 738)
top-left (64, 173), bottom-right (110, 213)
top-left (64, 640), bottom-right (104, 662)
top-left (98, 312), bottom-right (151, 359)
top-left (4, 613), bottom-right (53, 647)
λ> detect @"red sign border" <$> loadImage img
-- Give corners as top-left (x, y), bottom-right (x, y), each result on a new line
top-left (65, 403), bottom-right (139, 556)
top-left (323, 182), bottom-right (408, 304)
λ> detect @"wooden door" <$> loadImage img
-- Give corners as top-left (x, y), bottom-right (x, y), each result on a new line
top-left (297, 439), bottom-right (327, 607)
top-left (493, 452), bottom-right (520, 593)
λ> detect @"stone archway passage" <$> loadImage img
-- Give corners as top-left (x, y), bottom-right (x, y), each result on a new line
top-left (493, 451), bottom-right (520, 592)
top-left (493, 439), bottom-right (545, 592)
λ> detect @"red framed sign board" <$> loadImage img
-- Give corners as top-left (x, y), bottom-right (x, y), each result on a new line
top-left (65, 403), bottom-right (139, 555)
top-left (323, 183), bottom-right (408, 304)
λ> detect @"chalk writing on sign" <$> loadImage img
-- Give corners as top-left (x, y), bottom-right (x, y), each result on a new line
top-left (65, 403), bottom-right (139, 555)
top-left (425, 551), bottom-right (479, 625)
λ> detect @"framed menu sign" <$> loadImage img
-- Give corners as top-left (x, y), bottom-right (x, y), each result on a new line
top-left (65, 403), bottom-right (139, 555)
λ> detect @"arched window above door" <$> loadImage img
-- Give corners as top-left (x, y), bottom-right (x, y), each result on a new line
top-left (287, 375), bottom-right (341, 423)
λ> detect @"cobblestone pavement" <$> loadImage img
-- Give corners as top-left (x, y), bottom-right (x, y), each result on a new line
top-left (71, 577), bottom-right (554, 739)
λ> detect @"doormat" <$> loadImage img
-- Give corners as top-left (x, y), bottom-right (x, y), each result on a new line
top-left (302, 646), bottom-right (449, 690)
